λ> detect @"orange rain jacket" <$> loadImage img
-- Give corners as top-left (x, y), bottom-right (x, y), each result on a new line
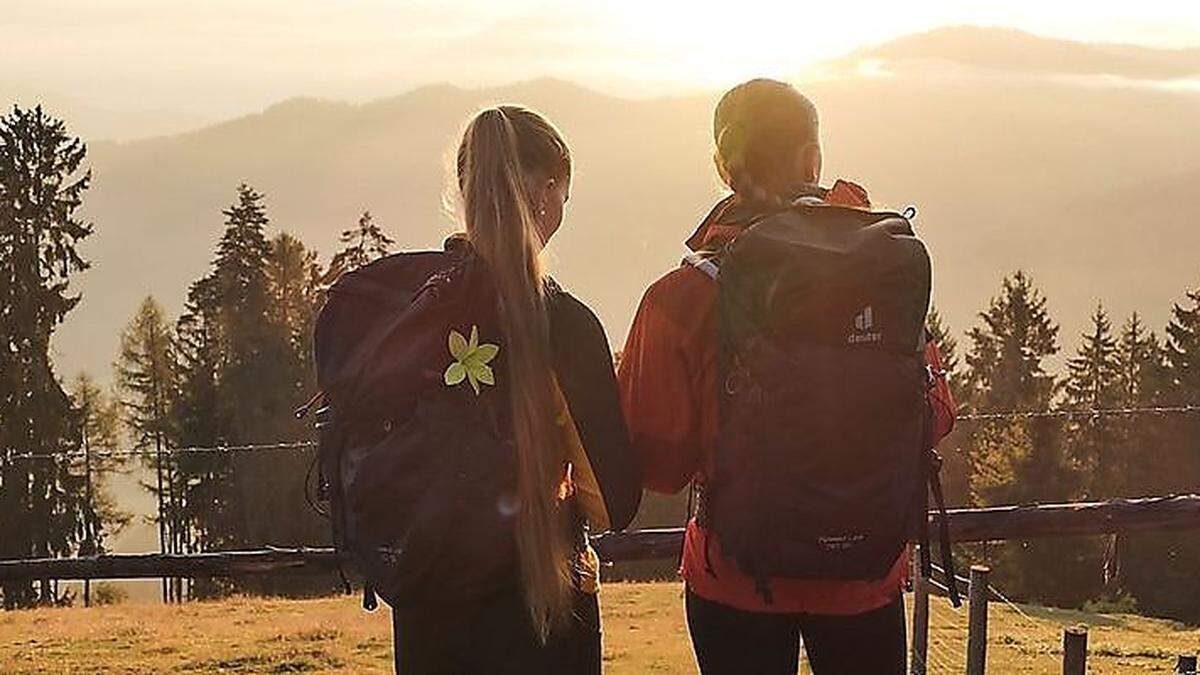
top-left (618, 181), bottom-right (957, 614)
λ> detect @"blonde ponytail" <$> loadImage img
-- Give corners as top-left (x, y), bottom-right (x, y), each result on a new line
top-left (456, 106), bottom-right (573, 639)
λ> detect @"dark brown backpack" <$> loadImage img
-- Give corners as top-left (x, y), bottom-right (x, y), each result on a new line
top-left (697, 202), bottom-right (955, 603)
top-left (308, 241), bottom-right (520, 609)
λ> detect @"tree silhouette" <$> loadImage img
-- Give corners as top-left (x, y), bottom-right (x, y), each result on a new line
top-left (0, 106), bottom-right (95, 608)
top-left (1064, 304), bottom-right (1121, 496)
top-left (69, 374), bottom-right (129, 606)
top-left (115, 296), bottom-right (184, 601)
top-left (328, 210), bottom-right (395, 278)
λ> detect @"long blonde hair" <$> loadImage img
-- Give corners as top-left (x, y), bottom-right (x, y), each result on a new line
top-left (456, 105), bottom-right (573, 638)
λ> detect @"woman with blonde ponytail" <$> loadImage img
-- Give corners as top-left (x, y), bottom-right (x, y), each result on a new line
top-left (387, 105), bottom-right (641, 673)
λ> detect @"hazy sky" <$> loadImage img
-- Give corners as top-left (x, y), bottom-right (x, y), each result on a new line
top-left (4, 0), bottom-right (1199, 139)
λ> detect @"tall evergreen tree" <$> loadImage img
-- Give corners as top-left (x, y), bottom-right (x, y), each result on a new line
top-left (962, 272), bottom-right (1084, 605)
top-left (70, 373), bottom-right (127, 539)
top-left (212, 185), bottom-right (293, 444)
top-left (1116, 314), bottom-right (1161, 409)
top-left (267, 232), bottom-right (324, 407)
top-left (0, 106), bottom-right (96, 607)
top-left (328, 210), bottom-right (394, 278)
top-left (172, 188), bottom-right (333, 596)
top-left (963, 271), bottom-right (1063, 504)
top-left (173, 274), bottom-right (235, 597)
top-left (114, 296), bottom-right (184, 601)
top-left (261, 231), bottom-right (331, 586)
top-left (1165, 287), bottom-right (1200, 397)
top-left (69, 374), bottom-right (128, 606)
top-left (1063, 304), bottom-right (1121, 497)
top-left (1123, 285), bottom-right (1200, 621)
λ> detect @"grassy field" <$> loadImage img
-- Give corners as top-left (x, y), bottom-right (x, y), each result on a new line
top-left (1, 581), bottom-right (1197, 673)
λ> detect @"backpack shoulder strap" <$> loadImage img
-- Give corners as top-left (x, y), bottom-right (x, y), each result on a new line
top-left (683, 250), bottom-right (721, 280)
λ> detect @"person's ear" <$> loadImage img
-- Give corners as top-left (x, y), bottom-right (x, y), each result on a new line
top-left (714, 151), bottom-right (734, 189)
top-left (535, 177), bottom-right (556, 216)
top-left (798, 142), bottom-right (822, 185)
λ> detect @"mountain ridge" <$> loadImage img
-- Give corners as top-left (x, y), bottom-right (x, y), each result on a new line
top-left (59, 29), bottom-right (1200, 397)
top-left (836, 25), bottom-right (1200, 80)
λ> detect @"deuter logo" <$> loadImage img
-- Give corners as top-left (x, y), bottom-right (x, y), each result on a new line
top-left (854, 305), bottom-right (874, 331)
top-left (848, 305), bottom-right (883, 345)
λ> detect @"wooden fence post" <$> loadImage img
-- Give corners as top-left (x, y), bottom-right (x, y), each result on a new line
top-left (1062, 625), bottom-right (1087, 675)
top-left (966, 565), bottom-right (990, 675)
top-left (911, 548), bottom-right (930, 675)
top-left (1177, 654), bottom-right (1198, 674)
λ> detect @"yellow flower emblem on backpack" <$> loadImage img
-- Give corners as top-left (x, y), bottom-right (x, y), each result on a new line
top-left (443, 325), bottom-right (499, 395)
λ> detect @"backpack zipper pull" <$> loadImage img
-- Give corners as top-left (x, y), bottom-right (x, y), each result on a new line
top-left (294, 391), bottom-right (325, 419)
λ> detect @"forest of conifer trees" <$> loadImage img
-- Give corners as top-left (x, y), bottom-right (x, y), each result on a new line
top-left (2, 104), bottom-right (1200, 622)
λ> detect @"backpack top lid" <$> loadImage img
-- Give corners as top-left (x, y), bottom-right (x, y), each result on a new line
top-left (315, 238), bottom-right (502, 419)
top-left (719, 201), bottom-right (932, 356)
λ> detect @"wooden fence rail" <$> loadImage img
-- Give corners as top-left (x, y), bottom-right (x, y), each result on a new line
top-left (2, 494), bottom-right (1199, 582)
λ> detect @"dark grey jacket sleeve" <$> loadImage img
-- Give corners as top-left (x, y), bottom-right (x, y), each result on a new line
top-left (549, 290), bottom-right (642, 531)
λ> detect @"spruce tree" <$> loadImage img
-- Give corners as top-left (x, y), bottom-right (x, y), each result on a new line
top-left (1123, 285), bottom-right (1200, 621)
top-left (173, 187), bottom-right (332, 596)
top-left (70, 373), bottom-right (127, 538)
top-left (173, 274), bottom-right (234, 597)
top-left (267, 232), bottom-right (324, 405)
top-left (962, 272), bottom-right (1085, 605)
top-left (963, 271), bottom-right (1063, 505)
top-left (0, 106), bottom-right (96, 607)
top-left (69, 374), bottom-right (128, 606)
top-left (114, 296), bottom-right (184, 600)
top-left (1064, 304), bottom-right (1121, 497)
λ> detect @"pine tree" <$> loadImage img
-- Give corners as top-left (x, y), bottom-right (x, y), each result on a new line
top-left (70, 373), bottom-right (128, 539)
top-left (1063, 304), bottom-right (1121, 497)
top-left (213, 185), bottom-right (292, 443)
top-left (267, 232), bottom-right (324, 406)
top-left (963, 271), bottom-right (1063, 505)
top-left (962, 272), bottom-right (1085, 606)
top-left (1122, 285), bottom-right (1200, 621)
top-left (173, 274), bottom-right (234, 597)
top-left (1154, 285), bottom-right (1200, 497)
top-left (69, 374), bottom-right (129, 606)
top-left (114, 296), bottom-right (184, 601)
top-left (0, 106), bottom-right (96, 607)
top-left (261, 231), bottom-right (332, 590)
top-left (1116, 314), bottom-right (1160, 409)
top-left (328, 210), bottom-right (394, 278)
top-left (172, 187), bottom-right (333, 596)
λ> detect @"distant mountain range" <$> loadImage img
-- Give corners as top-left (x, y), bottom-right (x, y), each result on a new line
top-left (837, 25), bottom-right (1200, 80)
top-left (31, 24), bottom-right (1197, 569)
top-left (60, 26), bottom-right (1200, 390)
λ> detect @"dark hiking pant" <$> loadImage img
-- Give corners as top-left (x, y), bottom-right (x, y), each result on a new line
top-left (686, 588), bottom-right (906, 675)
top-left (391, 586), bottom-right (600, 674)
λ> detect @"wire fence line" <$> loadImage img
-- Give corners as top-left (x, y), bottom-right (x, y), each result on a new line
top-left (919, 562), bottom-right (1062, 674)
top-left (5, 403), bottom-right (1199, 462)
top-left (5, 440), bottom-right (319, 462)
top-left (954, 403), bottom-right (1200, 422)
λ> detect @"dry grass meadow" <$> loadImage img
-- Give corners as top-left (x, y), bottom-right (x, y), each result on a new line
top-left (1, 581), bottom-right (1197, 673)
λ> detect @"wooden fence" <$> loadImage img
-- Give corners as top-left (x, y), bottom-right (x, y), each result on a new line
top-left (3, 494), bottom-right (1197, 581)
top-left (4, 493), bottom-right (1200, 673)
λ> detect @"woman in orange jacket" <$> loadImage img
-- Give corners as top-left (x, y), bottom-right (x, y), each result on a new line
top-left (617, 79), bottom-right (957, 674)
